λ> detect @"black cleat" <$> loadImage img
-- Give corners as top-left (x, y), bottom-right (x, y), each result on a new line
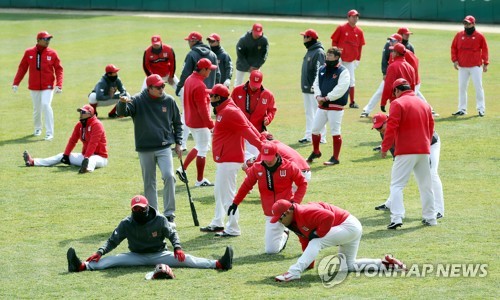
top-left (436, 212), bottom-right (443, 219)
top-left (452, 110), bottom-right (466, 116)
top-left (298, 138), bottom-right (311, 144)
top-left (67, 247), bottom-right (83, 272)
top-left (306, 151), bottom-right (322, 163)
top-left (200, 225), bottom-right (224, 232)
top-left (218, 246), bottom-right (233, 271)
top-left (349, 102), bottom-right (359, 109)
top-left (387, 222), bottom-right (403, 230)
top-left (323, 156), bottom-right (340, 166)
top-left (375, 204), bottom-right (390, 211)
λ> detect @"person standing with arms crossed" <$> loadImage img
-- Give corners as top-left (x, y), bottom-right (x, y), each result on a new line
top-left (117, 74), bottom-right (183, 225)
top-left (200, 84), bottom-right (263, 237)
top-left (330, 10), bottom-right (365, 109)
top-left (298, 29), bottom-right (327, 144)
top-left (234, 23), bottom-right (269, 87)
top-left (13, 31), bottom-right (63, 141)
top-left (451, 15), bottom-right (489, 117)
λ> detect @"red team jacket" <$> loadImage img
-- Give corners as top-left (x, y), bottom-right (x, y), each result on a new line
top-left (451, 30), bottom-right (489, 67)
top-left (183, 72), bottom-right (214, 129)
top-left (381, 90), bottom-right (434, 156)
top-left (288, 202), bottom-right (350, 251)
top-left (64, 116), bottom-right (108, 158)
top-left (330, 23), bottom-right (365, 62)
top-left (231, 84), bottom-right (277, 132)
top-left (389, 50), bottom-right (421, 85)
top-left (142, 44), bottom-right (176, 78)
top-left (381, 56), bottom-right (416, 106)
top-left (233, 158), bottom-right (307, 216)
top-left (212, 99), bottom-right (262, 163)
top-left (13, 45), bottom-right (63, 90)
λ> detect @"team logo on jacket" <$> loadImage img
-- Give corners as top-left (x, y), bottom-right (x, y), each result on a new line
top-left (257, 172), bottom-right (263, 177)
top-left (238, 95), bottom-right (243, 99)
top-left (162, 107), bottom-right (167, 112)
top-left (332, 74), bottom-right (338, 79)
top-left (163, 53), bottom-right (168, 57)
top-left (29, 56), bottom-right (33, 59)
top-left (217, 115), bottom-right (222, 122)
top-left (47, 56), bottom-right (52, 61)
top-left (280, 170), bottom-right (286, 177)
top-left (302, 226), bottom-right (310, 232)
top-left (150, 55), bottom-right (155, 59)
top-left (262, 98), bottom-right (267, 104)
top-left (88, 126), bottom-right (91, 131)
top-left (152, 231), bottom-right (158, 237)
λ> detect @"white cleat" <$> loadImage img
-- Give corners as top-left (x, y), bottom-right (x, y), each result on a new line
top-left (275, 272), bottom-right (300, 282)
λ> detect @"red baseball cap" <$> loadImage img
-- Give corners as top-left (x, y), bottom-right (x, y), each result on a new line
top-left (151, 35), bottom-right (162, 45)
top-left (270, 200), bottom-right (294, 223)
top-left (388, 33), bottom-right (402, 42)
top-left (389, 43), bottom-right (406, 55)
top-left (397, 27), bottom-right (413, 35)
top-left (300, 29), bottom-right (319, 40)
top-left (105, 64), bottom-right (120, 73)
top-left (197, 58), bottom-right (217, 70)
top-left (206, 84), bottom-right (230, 98)
top-left (130, 195), bottom-right (148, 208)
top-left (37, 31), bottom-right (53, 39)
top-left (372, 112), bottom-right (388, 129)
top-left (249, 70), bottom-right (263, 89)
top-left (347, 9), bottom-right (359, 17)
top-left (252, 23), bottom-right (263, 37)
top-left (184, 31), bottom-right (202, 41)
top-left (77, 104), bottom-right (95, 115)
top-left (392, 78), bottom-right (410, 90)
top-left (207, 33), bottom-right (221, 42)
top-left (463, 15), bottom-right (476, 24)
top-left (146, 74), bottom-right (165, 87)
top-left (261, 141), bottom-right (278, 161)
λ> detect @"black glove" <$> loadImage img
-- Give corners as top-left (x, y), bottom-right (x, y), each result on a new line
top-left (79, 158), bottom-right (89, 174)
top-left (175, 85), bottom-right (182, 97)
top-left (308, 230), bottom-right (319, 241)
top-left (380, 105), bottom-right (386, 112)
top-left (227, 203), bottom-right (238, 216)
top-left (61, 154), bottom-right (71, 165)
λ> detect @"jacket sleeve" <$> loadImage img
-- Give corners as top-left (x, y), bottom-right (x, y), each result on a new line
top-left (330, 26), bottom-right (341, 47)
top-left (194, 88), bottom-right (214, 129)
top-left (381, 102), bottom-right (401, 153)
top-left (381, 66), bottom-right (396, 106)
top-left (233, 167), bottom-right (258, 205)
top-left (326, 68), bottom-right (350, 101)
top-left (225, 53), bottom-right (233, 80)
top-left (235, 113), bottom-right (262, 151)
top-left (290, 164), bottom-right (307, 203)
top-left (357, 31), bottom-right (365, 61)
top-left (143, 50), bottom-right (151, 76)
top-left (236, 36), bottom-right (250, 71)
top-left (116, 78), bottom-right (127, 95)
top-left (255, 38), bottom-right (269, 68)
top-left (53, 52), bottom-right (63, 88)
top-left (178, 54), bottom-right (195, 89)
top-left (170, 47), bottom-right (177, 77)
top-left (116, 96), bottom-right (136, 117)
top-left (98, 221), bottom-right (127, 255)
top-left (451, 33), bottom-right (459, 63)
top-left (263, 90), bottom-right (276, 125)
top-left (94, 79), bottom-right (111, 100)
top-left (13, 50), bottom-right (30, 86)
top-left (171, 99), bottom-right (183, 145)
top-left (381, 43), bottom-right (391, 75)
top-left (82, 121), bottom-right (105, 158)
top-left (308, 210), bottom-right (335, 238)
top-left (480, 34), bottom-right (489, 65)
top-left (164, 219), bottom-right (182, 250)
top-left (63, 123), bottom-right (81, 155)
top-left (313, 67), bottom-right (322, 98)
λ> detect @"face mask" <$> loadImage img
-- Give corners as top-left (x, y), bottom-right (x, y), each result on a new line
top-left (132, 206), bottom-right (150, 224)
top-left (325, 60), bottom-right (339, 68)
top-left (303, 40), bottom-right (315, 48)
top-left (464, 26), bottom-right (475, 35)
top-left (152, 47), bottom-right (162, 54)
top-left (107, 75), bottom-right (118, 82)
top-left (210, 45), bottom-right (221, 52)
top-left (79, 118), bottom-right (88, 126)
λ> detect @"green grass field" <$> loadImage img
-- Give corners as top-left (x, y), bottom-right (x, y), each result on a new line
top-left (0, 11), bottom-right (498, 299)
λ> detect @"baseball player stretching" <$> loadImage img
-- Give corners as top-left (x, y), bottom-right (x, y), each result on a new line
top-left (228, 141), bottom-right (308, 254)
top-left (67, 195), bottom-right (233, 273)
top-left (271, 200), bottom-right (406, 282)
top-left (176, 58), bottom-right (217, 187)
top-left (88, 64), bottom-right (130, 118)
top-left (142, 35), bottom-right (179, 91)
top-left (330, 9), bottom-right (365, 108)
top-left (201, 84), bottom-right (263, 237)
top-left (381, 79), bottom-right (436, 229)
top-left (307, 47), bottom-right (350, 166)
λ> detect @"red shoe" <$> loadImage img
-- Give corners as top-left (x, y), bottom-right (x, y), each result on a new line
top-left (382, 254), bottom-right (407, 271)
top-left (23, 150), bottom-right (34, 166)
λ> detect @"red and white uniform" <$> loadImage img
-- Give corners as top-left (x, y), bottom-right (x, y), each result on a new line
top-left (381, 90), bottom-right (435, 224)
top-left (13, 44), bottom-right (63, 137)
top-left (330, 23), bottom-right (365, 88)
top-left (381, 56), bottom-right (416, 106)
top-left (451, 29), bottom-right (489, 113)
top-left (285, 202), bottom-right (386, 277)
top-left (232, 83), bottom-right (277, 160)
top-left (33, 116), bottom-right (108, 171)
top-left (234, 158), bottom-right (307, 253)
top-left (209, 99), bottom-right (263, 235)
top-left (141, 44), bottom-right (178, 90)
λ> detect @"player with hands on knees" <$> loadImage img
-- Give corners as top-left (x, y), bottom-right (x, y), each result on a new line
top-left (67, 195), bottom-right (234, 273)
top-left (22, 104), bottom-right (108, 173)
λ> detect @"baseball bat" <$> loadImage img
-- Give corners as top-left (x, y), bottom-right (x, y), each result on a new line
top-left (179, 158), bottom-right (199, 226)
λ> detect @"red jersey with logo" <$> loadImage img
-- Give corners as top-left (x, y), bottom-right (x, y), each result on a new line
top-left (330, 23), bottom-right (365, 62)
top-left (13, 45), bottom-right (63, 90)
top-left (381, 56), bottom-right (416, 106)
top-left (183, 72), bottom-right (214, 129)
top-left (143, 44), bottom-right (176, 78)
top-left (451, 30), bottom-right (489, 67)
top-left (231, 83), bottom-right (277, 132)
top-left (255, 140), bottom-right (309, 171)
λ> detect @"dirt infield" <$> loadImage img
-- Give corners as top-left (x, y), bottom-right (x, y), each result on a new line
top-left (2, 8), bottom-right (499, 33)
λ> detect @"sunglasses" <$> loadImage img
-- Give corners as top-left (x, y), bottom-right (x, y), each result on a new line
top-left (279, 212), bottom-right (287, 222)
top-left (132, 206), bottom-right (147, 212)
top-left (79, 110), bottom-right (90, 114)
top-left (41, 38), bottom-right (52, 42)
top-left (152, 84), bottom-right (166, 90)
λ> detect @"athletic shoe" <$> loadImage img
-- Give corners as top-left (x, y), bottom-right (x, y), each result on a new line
top-left (298, 138), bottom-right (311, 144)
top-left (306, 151), bottom-right (322, 163)
top-left (200, 225), bottom-right (224, 232)
top-left (432, 110), bottom-right (440, 117)
top-left (280, 229), bottom-right (290, 253)
top-left (382, 254), bottom-right (407, 271)
top-left (108, 112), bottom-right (118, 118)
top-left (275, 272), bottom-right (301, 282)
top-left (195, 178), bottom-right (214, 187)
top-left (320, 139), bottom-right (327, 144)
top-left (387, 222), bottom-right (403, 230)
top-left (44, 134), bottom-right (53, 141)
top-left (421, 219), bottom-right (437, 226)
top-left (360, 112), bottom-right (369, 118)
top-left (375, 204), bottom-right (389, 211)
top-left (478, 111), bottom-right (485, 117)
top-left (323, 156), bottom-right (339, 166)
top-left (214, 231), bottom-right (239, 238)
top-left (217, 246), bottom-right (233, 271)
top-left (349, 102), bottom-right (359, 109)
top-left (176, 167), bottom-right (187, 183)
top-left (34, 129), bottom-right (42, 136)
top-left (373, 146), bottom-right (382, 151)
top-left (23, 150), bottom-right (34, 167)
top-left (67, 247), bottom-right (83, 272)
top-left (436, 212), bottom-right (443, 219)
top-left (452, 110), bottom-right (466, 116)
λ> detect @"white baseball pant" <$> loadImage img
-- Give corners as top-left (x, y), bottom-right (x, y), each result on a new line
top-left (244, 139), bottom-right (260, 162)
top-left (287, 215), bottom-right (384, 277)
top-left (188, 127), bottom-right (212, 157)
top-left (210, 162), bottom-right (241, 235)
top-left (312, 109), bottom-right (344, 136)
top-left (362, 80), bottom-right (384, 115)
top-left (292, 170), bottom-right (311, 193)
top-left (234, 70), bottom-right (248, 87)
top-left (302, 93), bottom-right (326, 140)
top-left (88, 92), bottom-right (131, 106)
top-left (33, 152), bottom-right (107, 171)
top-left (457, 66), bottom-right (485, 113)
top-left (264, 216), bottom-right (288, 254)
top-left (341, 60), bottom-right (359, 87)
top-left (30, 89), bottom-right (54, 136)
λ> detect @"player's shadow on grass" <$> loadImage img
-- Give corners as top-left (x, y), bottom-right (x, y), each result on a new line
top-left (434, 115), bottom-right (481, 122)
top-left (246, 273), bottom-right (317, 287)
top-left (0, 134), bottom-right (43, 146)
top-left (233, 252), bottom-right (301, 266)
top-left (358, 214), bottom-right (428, 239)
top-left (58, 232), bottom-right (110, 247)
